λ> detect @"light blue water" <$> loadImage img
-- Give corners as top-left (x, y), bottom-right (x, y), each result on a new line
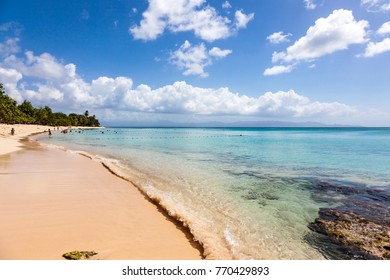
top-left (37, 127), bottom-right (390, 259)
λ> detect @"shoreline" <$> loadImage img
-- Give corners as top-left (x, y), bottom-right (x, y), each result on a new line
top-left (0, 124), bottom-right (203, 260)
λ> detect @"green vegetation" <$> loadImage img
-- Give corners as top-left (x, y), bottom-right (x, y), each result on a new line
top-left (0, 83), bottom-right (100, 126)
top-left (62, 250), bottom-right (98, 260)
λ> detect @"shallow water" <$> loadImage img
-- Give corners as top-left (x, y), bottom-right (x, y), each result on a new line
top-left (37, 127), bottom-right (390, 259)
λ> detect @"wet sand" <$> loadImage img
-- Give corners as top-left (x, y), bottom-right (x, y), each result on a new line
top-left (0, 127), bottom-right (202, 259)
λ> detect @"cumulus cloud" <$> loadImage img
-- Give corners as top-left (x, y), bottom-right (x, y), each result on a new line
top-left (263, 65), bottom-right (294, 76)
top-left (361, 0), bottom-right (390, 12)
top-left (169, 41), bottom-right (232, 77)
top-left (118, 81), bottom-right (355, 118)
top-left (234, 10), bottom-right (254, 29)
top-left (267, 32), bottom-right (292, 44)
top-left (0, 50), bottom-right (354, 119)
top-left (0, 67), bottom-right (22, 84)
top-left (362, 38), bottom-right (390, 57)
top-left (265, 9), bottom-right (369, 76)
top-left (6, 51), bottom-right (70, 80)
top-left (377, 21), bottom-right (390, 35)
top-left (0, 34), bottom-right (357, 123)
top-left (209, 47), bottom-right (232, 58)
top-left (0, 37), bottom-right (93, 105)
top-left (273, 10), bottom-right (369, 63)
top-left (129, 0), bottom-right (254, 42)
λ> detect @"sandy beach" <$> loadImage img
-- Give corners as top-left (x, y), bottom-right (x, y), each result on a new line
top-left (0, 124), bottom-right (202, 260)
top-left (0, 124), bottom-right (56, 155)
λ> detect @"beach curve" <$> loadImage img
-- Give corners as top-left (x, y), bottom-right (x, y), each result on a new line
top-left (0, 124), bottom-right (203, 260)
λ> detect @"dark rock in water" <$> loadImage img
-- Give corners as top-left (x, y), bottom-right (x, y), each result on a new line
top-left (260, 192), bottom-right (279, 200)
top-left (308, 180), bottom-right (390, 260)
top-left (242, 191), bottom-right (279, 201)
top-left (310, 179), bottom-right (390, 206)
top-left (309, 208), bottom-right (389, 260)
top-left (242, 191), bottom-right (260, 200)
top-left (304, 231), bottom-right (376, 260)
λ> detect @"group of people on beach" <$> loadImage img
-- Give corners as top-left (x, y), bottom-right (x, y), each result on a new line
top-left (9, 126), bottom-right (62, 136)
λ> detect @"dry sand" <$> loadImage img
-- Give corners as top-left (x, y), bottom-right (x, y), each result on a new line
top-left (0, 124), bottom-right (202, 259)
top-left (0, 124), bottom-right (56, 155)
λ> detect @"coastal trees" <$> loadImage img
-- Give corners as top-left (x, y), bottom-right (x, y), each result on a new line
top-left (18, 100), bottom-right (37, 121)
top-left (0, 83), bottom-right (30, 123)
top-left (0, 83), bottom-right (100, 127)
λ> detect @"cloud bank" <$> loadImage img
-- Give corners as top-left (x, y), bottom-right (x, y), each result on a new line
top-left (0, 39), bottom-right (356, 123)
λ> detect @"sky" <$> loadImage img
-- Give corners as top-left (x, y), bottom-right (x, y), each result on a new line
top-left (0, 0), bottom-right (390, 126)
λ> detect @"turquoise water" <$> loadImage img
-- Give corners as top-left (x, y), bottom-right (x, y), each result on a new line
top-left (37, 127), bottom-right (390, 259)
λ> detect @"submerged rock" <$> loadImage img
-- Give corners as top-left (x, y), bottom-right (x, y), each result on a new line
top-left (309, 208), bottom-right (390, 260)
top-left (308, 180), bottom-right (390, 260)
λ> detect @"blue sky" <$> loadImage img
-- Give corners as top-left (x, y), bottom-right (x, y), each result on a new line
top-left (0, 0), bottom-right (390, 126)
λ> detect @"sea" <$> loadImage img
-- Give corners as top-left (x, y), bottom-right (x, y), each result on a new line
top-left (36, 127), bottom-right (390, 260)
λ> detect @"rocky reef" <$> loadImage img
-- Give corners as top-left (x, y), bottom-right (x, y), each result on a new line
top-left (308, 180), bottom-right (390, 260)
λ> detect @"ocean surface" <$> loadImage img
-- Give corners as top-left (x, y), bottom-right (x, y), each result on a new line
top-left (37, 127), bottom-right (390, 259)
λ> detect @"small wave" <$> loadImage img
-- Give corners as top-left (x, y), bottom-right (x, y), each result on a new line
top-left (32, 140), bottom-right (253, 260)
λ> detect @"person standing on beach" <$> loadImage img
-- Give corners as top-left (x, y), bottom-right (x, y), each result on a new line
top-left (48, 129), bottom-right (52, 136)
top-left (11, 128), bottom-right (15, 135)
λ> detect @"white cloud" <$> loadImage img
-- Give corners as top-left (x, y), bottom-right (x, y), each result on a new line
top-left (3, 51), bottom-right (70, 81)
top-left (35, 84), bottom-right (64, 102)
top-left (0, 67), bottom-right (22, 84)
top-left (263, 65), bottom-right (294, 76)
top-left (222, 1), bottom-right (231, 9)
top-left (170, 41), bottom-right (210, 77)
top-left (119, 81), bottom-right (355, 118)
top-left (234, 10), bottom-right (254, 29)
top-left (0, 35), bottom-right (359, 123)
top-left (0, 67), bottom-right (23, 101)
top-left (169, 41), bottom-right (231, 77)
top-left (0, 42), bottom-right (94, 106)
top-left (0, 38), bottom-right (20, 57)
top-left (0, 46), bottom-right (355, 120)
top-left (304, 0), bottom-right (317, 10)
top-left (0, 22), bottom-right (23, 36)
top-left (273, 9), bottom-right (369, 63)
top-left (361, 0), bottom-right (390, 12)
top-left (90, 76), bottom-right (133, 108)
top-left (362, 38), bottom-right (390, 57)
top-left (377, 21), bottom-right (390, 35)
top-left (129, 0), bottom-right (254, 42)
top-left (267, 32), bottom-right (292, 44)
top-left (209, 47), bottom-right (232, 58)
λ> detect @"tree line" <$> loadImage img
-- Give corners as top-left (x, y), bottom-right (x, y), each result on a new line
top-left (0, 83), bottom-right (100, 127)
